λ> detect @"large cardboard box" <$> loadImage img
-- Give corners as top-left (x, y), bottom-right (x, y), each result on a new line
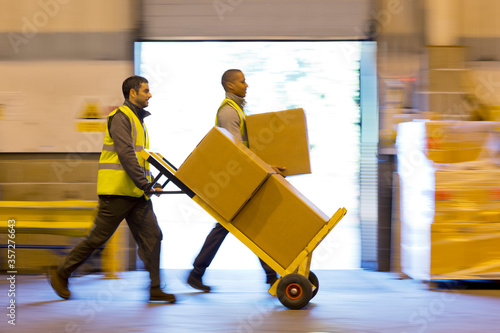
top-left (424, 121), bottom-right (495, 163)
top-left (427, 46), bottom-right (465, 70)
top-left (430, 223), bottom-right (469, 275)
top-left (433, 170), bottom-right (500, 223)
top-left (428, 69), bottom-right (464, 92)
top-left (430, 223), bottom-right (500, 277)
top-left (176, 127), bottom-right (275, 221)
top-left (231, 174), bottom-right (328, 269)
top-left (246, 108), bottom-right (311, 176)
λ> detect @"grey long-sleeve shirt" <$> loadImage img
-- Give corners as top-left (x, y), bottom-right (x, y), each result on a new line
top-left (107, 100), bottom-right (151, 191)
top-left (216, 92), bottom-right (248, 143)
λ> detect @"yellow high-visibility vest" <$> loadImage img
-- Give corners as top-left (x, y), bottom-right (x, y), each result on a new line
top-left (215, 98), bottom-right (248, 147)
top-left (97, 105), bottom-right (151, 197)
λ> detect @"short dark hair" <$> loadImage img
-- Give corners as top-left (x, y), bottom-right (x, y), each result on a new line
top-left (122, 75), bottom-right (148, 100)
top-left (221, 69), bottom-right (242, 91)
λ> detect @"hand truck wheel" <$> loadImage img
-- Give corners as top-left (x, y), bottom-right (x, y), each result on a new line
top-left (309, 271), bottom-right (319, 299)
top-left (277, 273), bottom-right (312, 309)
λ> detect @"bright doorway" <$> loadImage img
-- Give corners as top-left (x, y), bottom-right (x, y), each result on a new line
top-left (135, 41), bottom-right (376, 270)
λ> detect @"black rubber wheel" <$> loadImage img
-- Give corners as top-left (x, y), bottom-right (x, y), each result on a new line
top-left (277, 273), bottom-right (313, 309)
top-left (308, 271), bottom-right (319, 299)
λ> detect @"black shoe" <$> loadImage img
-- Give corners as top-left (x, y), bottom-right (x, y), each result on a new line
top-left (187, 273), bottom-right (211, 292)
top-left (266, 275), bottom-right (278, 286)
top-left (149, 287), bottom-right (176, 303)
top-left (49, 266), bottom-right (70, 300)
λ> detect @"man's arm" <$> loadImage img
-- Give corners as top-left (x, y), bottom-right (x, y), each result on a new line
top-left (109, 111), bottom-right (150, 191)
top-left (217, 105), bottom-right (286, 177)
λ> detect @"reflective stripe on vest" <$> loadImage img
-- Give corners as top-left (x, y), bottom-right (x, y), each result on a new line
top-left (97, 105), bottom-right (151, 197)
top-left (215, 98), bottom-right (248, 147)
top-left (98, 163), bottom-right (151, 177)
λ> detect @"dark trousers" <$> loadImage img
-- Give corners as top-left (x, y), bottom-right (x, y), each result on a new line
top-left (191, 222), bottom-right (276, 280)
top-left (58, 195), bottom-right (163, 288)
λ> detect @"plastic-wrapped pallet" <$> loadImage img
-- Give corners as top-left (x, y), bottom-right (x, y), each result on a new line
top-left (396, 120), bottom-right (500, 280)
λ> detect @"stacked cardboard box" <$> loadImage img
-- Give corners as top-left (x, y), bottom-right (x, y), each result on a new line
top-left (176, 115), bottom-right (331, 268)
top-left (430, 222), bottom-right (500, 276)
top-left (176, 127), bottom-right (275, 221)
top-left (232, 174), bottom-right (328, 268)
top-left (177, 108), bottom-right (312, 221)
top-left (246, 108), bottom-right (311, 176)
top-left (424, 46), bottom-right (468, 118)
top-left (424, 121), bottom-right (495, 163)
top-left (434, 170), bottom-right (500, 223)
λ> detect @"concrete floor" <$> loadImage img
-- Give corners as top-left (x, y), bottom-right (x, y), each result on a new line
top-left (2, 269), bottom-right (500, 333)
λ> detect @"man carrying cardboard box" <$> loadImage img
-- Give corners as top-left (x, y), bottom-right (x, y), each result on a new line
top-left (187, 69), bottom-right (284, 292)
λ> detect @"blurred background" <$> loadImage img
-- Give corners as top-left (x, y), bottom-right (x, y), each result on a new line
top-left (1, 0), bottom-right (500, 284)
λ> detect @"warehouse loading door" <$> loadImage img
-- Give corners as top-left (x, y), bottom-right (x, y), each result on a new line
top-left (135, 41), bottom-right (377, 270)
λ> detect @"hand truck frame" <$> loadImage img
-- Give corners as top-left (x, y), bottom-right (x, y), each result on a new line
top-left (142, 149), bottom-right (347, 309)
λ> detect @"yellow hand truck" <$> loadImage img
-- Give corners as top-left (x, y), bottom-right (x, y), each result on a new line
top-left (141, 149), bottom-right (347, 309)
